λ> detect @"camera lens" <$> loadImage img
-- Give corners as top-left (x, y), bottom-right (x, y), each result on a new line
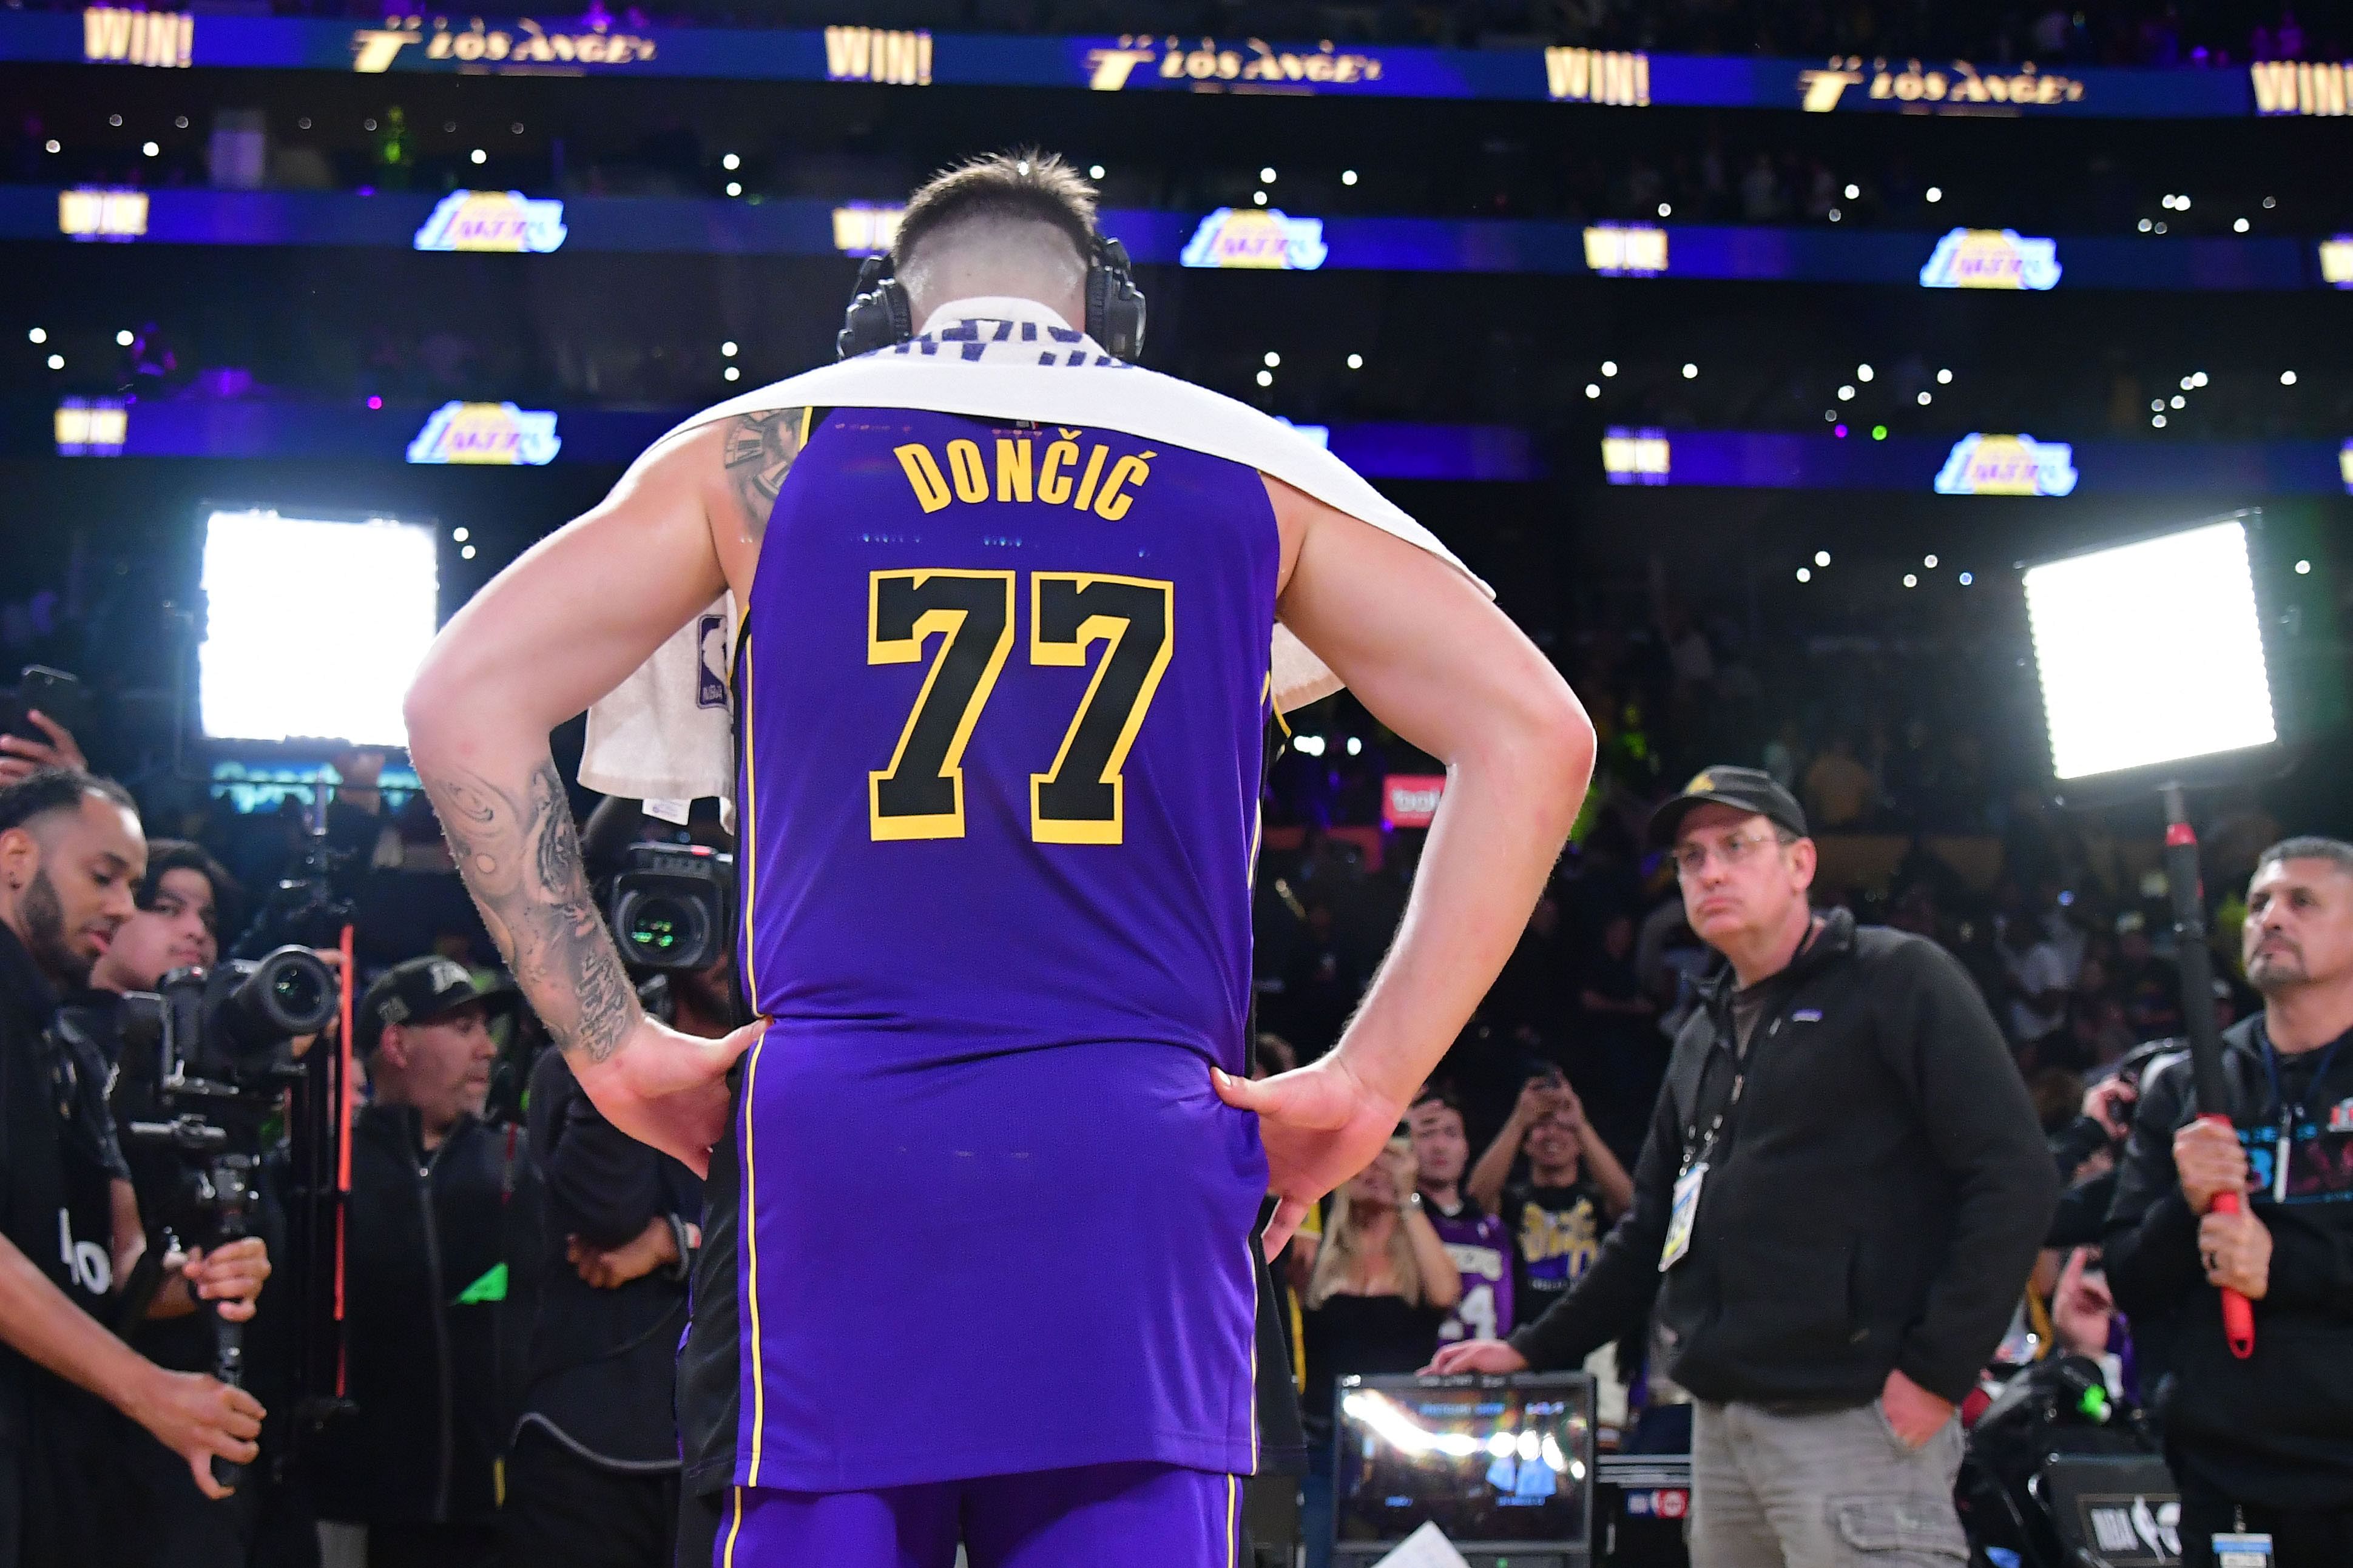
top-left (272, 961), bottom-right (324, 1020)
top-left (625, 895), bottom-right (702, 958)
top-left (220, 947), bottom-right (339, 1050)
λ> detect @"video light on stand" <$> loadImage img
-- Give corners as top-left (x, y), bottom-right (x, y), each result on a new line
top-left (2022, 519), bottom-right (2275, 781)
top-left (2021, 513), bottom-right (2274, 1364)
top-left (198, 508), bottom-right (439, 749)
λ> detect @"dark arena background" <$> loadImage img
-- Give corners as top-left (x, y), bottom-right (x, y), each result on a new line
top-left (3, 2), bottom-right (2352, 1567)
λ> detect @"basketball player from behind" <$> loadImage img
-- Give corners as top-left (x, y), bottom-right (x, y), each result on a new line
top-left (403, 153), bottom-right (1592, 1566)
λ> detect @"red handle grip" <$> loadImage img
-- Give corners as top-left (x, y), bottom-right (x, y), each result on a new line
top-left (2201, 1112), bottom-right (2257, 1359)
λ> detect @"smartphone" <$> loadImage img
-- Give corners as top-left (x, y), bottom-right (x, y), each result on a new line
top-left (4, 665), bottom-right (91, 744)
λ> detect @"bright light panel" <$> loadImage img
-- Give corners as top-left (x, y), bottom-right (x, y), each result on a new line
top-left (200, 509), bottom-right (439, 747)
top-left (2024, 520), bottom-right (2275, 780)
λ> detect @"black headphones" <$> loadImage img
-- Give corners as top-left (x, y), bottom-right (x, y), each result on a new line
top-left (836, 234), bottom-right (1147, 362)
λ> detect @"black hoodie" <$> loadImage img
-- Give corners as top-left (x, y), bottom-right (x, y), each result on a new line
top-left (2105, 1015), bottom-right (2353, 1510)
top-left (1510, 910), bottom-right (2058, 1407)
top-left (306, 1102), bottom-right (516, 1527)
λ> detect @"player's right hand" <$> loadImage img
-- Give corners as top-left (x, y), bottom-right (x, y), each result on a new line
top-left (1214, 1055), bottom-right (1406, 1260)
top-left (128, 1367), bottom-right (263, 1499)
top-left (577, 1016), bottom-right (766, 1177)
top-left (1421, 1339), bottom-right (1530, 1377)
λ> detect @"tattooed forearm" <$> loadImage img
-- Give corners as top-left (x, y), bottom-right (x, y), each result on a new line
top-left (720, 407), bottom-right (808, 540)
top-left (420, 758), bottom-right (639, 1065)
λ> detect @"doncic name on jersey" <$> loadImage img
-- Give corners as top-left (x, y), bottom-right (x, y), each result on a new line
top-left (893, 429), bottom-right (1153, 519)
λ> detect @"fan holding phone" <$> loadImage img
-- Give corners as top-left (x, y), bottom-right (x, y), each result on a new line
top-left (0, 667), bottom-right (92, 787)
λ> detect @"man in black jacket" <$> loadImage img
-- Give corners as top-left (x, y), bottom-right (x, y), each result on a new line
top-left (308, 955), bottom-right (521, 1568)
top-left (2107, 836), bottom-right (2353, 1568)
top-left (0, 773), bottom-right (269, 1562)
top-left (508, 1006), bottom-right (702, 1568)
top-left (1433, 767), bottom-right (2056, 1567)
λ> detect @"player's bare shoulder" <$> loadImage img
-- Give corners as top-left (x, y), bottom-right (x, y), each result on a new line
top-left (686, 405), bottom-right (815, 599)
top-left (720, 406), bottom-right (815, 539)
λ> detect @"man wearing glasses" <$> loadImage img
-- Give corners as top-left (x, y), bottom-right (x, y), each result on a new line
top-left (1431, 766), bottom-right (2053, 1567)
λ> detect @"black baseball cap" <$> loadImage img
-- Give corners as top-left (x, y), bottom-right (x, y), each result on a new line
top-left (1646, 765), bottom-right (1809, 850)
top-left (357, 955), bottom-right (520, 1055)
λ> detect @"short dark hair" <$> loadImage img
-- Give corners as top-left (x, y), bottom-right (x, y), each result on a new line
top-left (138, 838), bottom-right (237, 925)
top-left (2254, 836), bottom-right (2353, 881)
top-left (893, 150), bottom-right (1097, 271)
top-left (1409, 1086), bottom-right (1463, 1121)
top-left (0, 768), bottom-right (135, 838)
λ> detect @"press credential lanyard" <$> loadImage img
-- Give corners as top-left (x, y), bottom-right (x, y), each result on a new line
top-left (2259, 1023), bottom-right (2348, 1203)
top-left (1663, 1029), bottom-right (1757, 1273)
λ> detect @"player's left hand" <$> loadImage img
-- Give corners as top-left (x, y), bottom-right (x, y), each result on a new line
top-left (1214, 1056), bottom-right (1406, 1261)
top-left (181, 1239), bottom-right (272, 1323)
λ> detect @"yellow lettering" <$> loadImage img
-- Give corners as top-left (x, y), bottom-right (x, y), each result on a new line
top-left (945, 439), bottom-right (988, 503)
top-left (1072, 445), bottom-right (1110, 511)
top-left (994, 437), bottom-right (1032, 502)
top-left (823, 25), bottom-right (870, 78)
top-left (1092, 454), bottom-right (1150, 520)
top-left (1544, 45), bottom-right (1588, 100)
top-left (894, 443), bottom-right (951, 512)
top-left (1038, 439), bottom-right (1078, 504)
top-left (2250, 60), bottom-right (2298, 112)
top-left (1601, 51), bottom-right (1633, 104)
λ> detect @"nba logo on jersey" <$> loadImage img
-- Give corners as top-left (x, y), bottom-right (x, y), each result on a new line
top-left (696, 613), bottom-right (728, 709)
top-left (2329, 1097), bottom-right (2353, 1133)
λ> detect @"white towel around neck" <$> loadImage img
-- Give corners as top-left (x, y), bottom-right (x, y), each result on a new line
top-left (578, 297), bottom-right (1490, 823)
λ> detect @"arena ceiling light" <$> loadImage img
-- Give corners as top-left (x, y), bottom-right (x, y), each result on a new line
top-left (2022, 516), bottom-right (2275, 782)
top-left (198, 506), bottom-right (440, 749)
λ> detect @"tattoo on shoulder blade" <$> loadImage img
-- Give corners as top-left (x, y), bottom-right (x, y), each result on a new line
top-left (419, 759), bottom-right (638, 1065)
top-left (721, 407), bottom-right (809, 540)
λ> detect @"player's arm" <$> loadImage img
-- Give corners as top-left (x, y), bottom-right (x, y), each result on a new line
top-left (1272, 484), bottom-right (1591, 1103)
top-left (1220, 479), bottom-right (1594, 1251)
top-left (403, 417), bottom-right (791, 1169)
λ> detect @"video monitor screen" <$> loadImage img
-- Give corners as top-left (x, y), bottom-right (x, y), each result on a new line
top-left (1334, 1373), bottom-right (1592, 1553)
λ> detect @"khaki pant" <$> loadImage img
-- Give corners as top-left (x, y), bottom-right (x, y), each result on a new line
top-left (1689, 1398), bottom-right (1968, 1567)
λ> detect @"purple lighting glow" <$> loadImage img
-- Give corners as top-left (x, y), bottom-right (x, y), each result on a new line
top-left (366, 395), bottom-right (382, 409)
top-left (1834, 423), bottom-right (1849, 438)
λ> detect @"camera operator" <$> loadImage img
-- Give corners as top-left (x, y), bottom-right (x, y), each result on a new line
top-left (505, 959), bottom-right (714, 1568)
top-left (309, 955), bottom-right (522, 1568)
top-left (49, 836), bottom-right (302, 1565)
top-left (0, 770), bottom-right (269, 1560)
top-left (2107, 838), bottom-right (2353, 1567)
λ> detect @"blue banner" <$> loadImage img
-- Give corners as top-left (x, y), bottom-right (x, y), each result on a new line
top-left (29, 8), bottom-right (2348, 119)
top-left (7, 186), bottom-right (2341, 291)
top-left (1603, 429), bottom-right (2351, 494)
top-left (25, 394), bottom-right (2351, 496)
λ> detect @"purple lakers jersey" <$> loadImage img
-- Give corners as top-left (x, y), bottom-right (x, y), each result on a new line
top-left (724, 407), bottom-right (1277, 1493)
top-left (1429, 1203), bottom-right (1515, 1346)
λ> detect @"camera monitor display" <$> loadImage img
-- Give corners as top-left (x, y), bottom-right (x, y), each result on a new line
top-left (199, 506), bottom-right (440, 749)
top-left (1333, 1373), bottom-right (1594, 1560)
